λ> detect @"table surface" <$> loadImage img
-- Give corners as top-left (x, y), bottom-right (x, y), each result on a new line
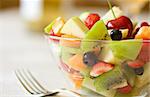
top-left (0, 8), bottom-right (149, 97)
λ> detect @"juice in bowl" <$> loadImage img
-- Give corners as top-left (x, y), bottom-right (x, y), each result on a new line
top-left (44, 5), bottom-right (150, 97)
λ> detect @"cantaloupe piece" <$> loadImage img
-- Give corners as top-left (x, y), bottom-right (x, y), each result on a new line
top-left (68, 54), bottom-right (87, 71)
top-left (69, 73), bottom-right (83, 89)
top-left (135, 26), bottom-right (150, 40)
top-left (60, 35), bottom-right (81, 48)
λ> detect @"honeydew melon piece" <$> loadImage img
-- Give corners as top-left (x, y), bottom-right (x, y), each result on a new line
top-left (108, 39), bottom-right (142, 60)
top-left (99, 45), bottom-right (125, 65)
top-left (102, 7), bottom-right (124, 24)
top-left (81, 20), bottom-right (111, 52)
top-left (61, 17), bottom-right (89, 38)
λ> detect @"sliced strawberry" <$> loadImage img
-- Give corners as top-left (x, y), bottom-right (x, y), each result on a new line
top-left (90, 62), bottom-right (114, 77)
top-left (85, 13), bottom-right (100, 29)
top-left (127, 60), bottom-right (145, 68)
top-left (117, 84), bottom-right (132, 94)
top-left (137, 42), bottom-right (150, 63)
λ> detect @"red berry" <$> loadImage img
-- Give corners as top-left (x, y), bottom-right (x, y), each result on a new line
top-left (85, 13), bottom-right (100, 29)
top-left (141, 22), bottom-right (149, 27)
top-left (127, 60), bottom-right (145, 68)
top-left (117, 84), bottom-right (132, 94)
top-left (107, 16), bottom-right (133, 38)
top-left (90, 62), bottom-right (114, 77)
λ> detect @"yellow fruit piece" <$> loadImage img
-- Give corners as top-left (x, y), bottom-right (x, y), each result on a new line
top-left (69, 73), bottom-right (83, 89)
top-left (135, 26), bottom-right (150, 39)
top-left (68, 54), bottom-right (87, 71)
top-left (60, 35), bottom-right (81, 48)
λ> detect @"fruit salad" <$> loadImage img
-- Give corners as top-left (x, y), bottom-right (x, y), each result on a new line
top-left (45, 6), bottom-right (150, 97)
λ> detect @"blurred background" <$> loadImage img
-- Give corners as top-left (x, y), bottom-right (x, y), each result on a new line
top-left (0, 0), bottom-right (149, 96)
top-left (0, 0), bottom-right (149, 32)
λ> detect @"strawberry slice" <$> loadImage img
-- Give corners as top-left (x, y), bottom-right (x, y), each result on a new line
top-left (85, 13), bottom-right (100, 29)
top-left (117, 84), bottom-right (132, 94)
top-left (90, 62), bottom-right (114, 77)
top-left (127, 60), bottom-right (145, 69)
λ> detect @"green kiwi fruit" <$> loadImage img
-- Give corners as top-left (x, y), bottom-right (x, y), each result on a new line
top-left (81, 20), bottom-right (111, 52)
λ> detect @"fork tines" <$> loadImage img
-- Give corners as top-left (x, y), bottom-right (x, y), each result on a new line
top-left (15, 69), bottom-right (49, 95)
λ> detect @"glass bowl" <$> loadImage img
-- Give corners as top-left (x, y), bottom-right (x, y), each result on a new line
top-left (46, 35), bottom-right (150, 97)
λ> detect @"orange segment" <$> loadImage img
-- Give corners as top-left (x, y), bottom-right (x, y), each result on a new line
top-left (135, 26), bottom-right (150, 40)
top-left (69, 73), bottom-right (83, 89)
top-left (60, 35), bottom-right (81, 48)
top-left (68, 54), bottom-right (87, 71)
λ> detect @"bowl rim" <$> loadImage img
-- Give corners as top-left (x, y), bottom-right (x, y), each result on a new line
top-left (45, 35), bottom-right (150, 43)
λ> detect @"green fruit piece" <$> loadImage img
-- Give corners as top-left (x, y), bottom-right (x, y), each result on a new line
top-left (109, 39), bottom-right (142, 60)
top-left (44, 19), bottom-right (55, 34)
top-left (60, 46), bottom-right (82, 65)
top-left (61, 50), bottom-right (73, 65)
top-left (61, 46), bottom-right (82, 54)
top-left (79, 11), bottom-right (90, 22)
top-left (82, 77), bottom-right (116, 97)
top-left (94, 66), bottom-right (128, 97)
top-left (99, 44), bottom-right (125, 65)
top-left (135, 62), bottom-right (150, 88)
top-left (61, 17), bottom-right (89, 38)
top-left (80, 67), bottom-right (92, 77)
top-left (81, 20), bottom-right (111, 52)
top-left (82, 66), bottom-right (129, 97)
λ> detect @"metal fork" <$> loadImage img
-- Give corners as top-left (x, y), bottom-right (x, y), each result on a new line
top-left (15, 69), bottom-right (83, 97)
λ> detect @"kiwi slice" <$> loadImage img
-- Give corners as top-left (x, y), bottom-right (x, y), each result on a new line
top-left (81, 20), bottom-right (111, 52)
top-left (108, 39), bottom-right (142, 60)
top-left (82, 66), bottom-right (129, 97)
top-left (82, 76), bottom-right (116, 97)
top-left (94, 66), bottom-right (128, 91)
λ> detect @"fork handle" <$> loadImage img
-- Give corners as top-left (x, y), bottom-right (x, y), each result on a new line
top-left (53, 89), bottom-right (83, 97)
